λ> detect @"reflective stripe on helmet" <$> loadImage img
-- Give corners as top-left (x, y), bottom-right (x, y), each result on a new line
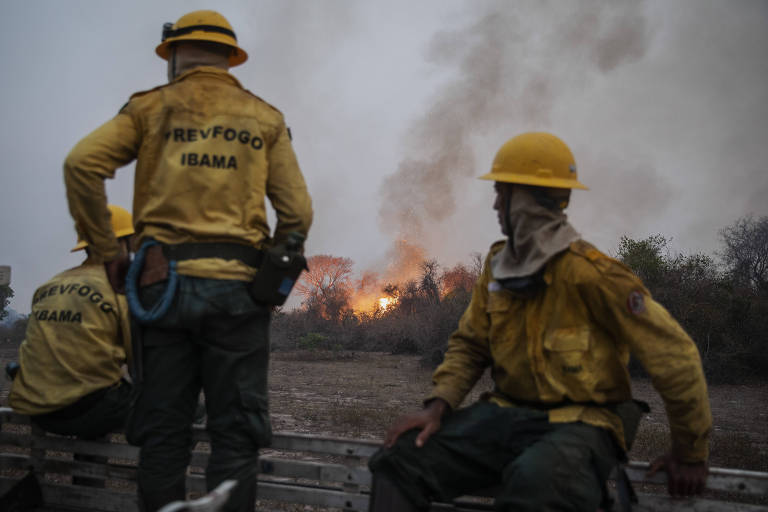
top-left (162, 23), bottom-right (237, 42)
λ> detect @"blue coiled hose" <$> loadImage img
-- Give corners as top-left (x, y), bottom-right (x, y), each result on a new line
top-left (125, 240), bottom-right (178, 323)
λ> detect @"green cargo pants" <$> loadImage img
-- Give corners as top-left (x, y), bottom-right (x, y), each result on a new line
top-left (32, 379), bottom-right (134, 439)
top-left (126, 276), bottom-right (271, 512)
top-left (369, 401), bottom-right (620, 511)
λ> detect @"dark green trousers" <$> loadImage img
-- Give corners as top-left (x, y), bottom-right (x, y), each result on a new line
top-left (126, 277), bottom-right (271, 512)
top-left (369, 402), bottom-right (619, 511)
top-left (32, 379), bottom-right (134, 439)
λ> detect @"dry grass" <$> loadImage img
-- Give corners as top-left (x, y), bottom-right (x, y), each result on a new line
top-left (271, 349), bottom-right (357, 362)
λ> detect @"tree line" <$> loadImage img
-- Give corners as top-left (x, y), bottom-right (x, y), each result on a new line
top-left (2, 215), bottom-right (766, 383)
top-left (273, 215), bottom-right (768, 384)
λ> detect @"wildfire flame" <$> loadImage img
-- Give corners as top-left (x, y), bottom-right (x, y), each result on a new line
top-left (378, 297), bottom-right (396, 311)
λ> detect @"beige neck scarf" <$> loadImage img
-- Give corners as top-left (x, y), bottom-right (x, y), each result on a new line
top-left (491, 187), bottom-right (580, 280)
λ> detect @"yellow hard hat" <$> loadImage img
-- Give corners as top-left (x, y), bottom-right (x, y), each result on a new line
top-left (478, 132), bottom-right (588, 190)
top-left (155, 10), bottom-right (248, 67)
top-left (71, 205), bottom-right (134, 252)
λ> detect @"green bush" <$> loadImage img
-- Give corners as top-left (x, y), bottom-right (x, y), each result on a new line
top-left (297, 332), bottom-right (329, 351)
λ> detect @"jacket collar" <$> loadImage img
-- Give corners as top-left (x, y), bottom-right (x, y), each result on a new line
top-left (172, 66), bottom-right (243, 89)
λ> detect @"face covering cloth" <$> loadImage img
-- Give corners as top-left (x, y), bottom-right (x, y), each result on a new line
top-left (491, 187), bottom-right (580, 280)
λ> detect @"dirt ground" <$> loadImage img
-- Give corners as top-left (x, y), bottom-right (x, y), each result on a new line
top-left (1, 347), bottom-right (766, 470)
top-left (268, 350), bottom-right (768, 472)
top-left (1, 348), bottom-right (766, 510)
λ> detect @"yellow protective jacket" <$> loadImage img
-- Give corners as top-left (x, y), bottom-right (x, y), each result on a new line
top-left (9, 262), bottom-right (130, 415)
top-left (64, 67), bottom-right (313, 280)
top-left (428, 239), bottom-right (712, 462)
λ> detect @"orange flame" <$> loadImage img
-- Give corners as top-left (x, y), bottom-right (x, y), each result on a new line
top-left (378, 296), bottom-right (396, 311)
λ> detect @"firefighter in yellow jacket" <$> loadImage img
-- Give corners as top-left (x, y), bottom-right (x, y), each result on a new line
top-left (369, 133), bottom-right (712, 511)
top-left (63, 10), bottom-right (313, 512)
top-left (8, 205), bottom-right (134, 439)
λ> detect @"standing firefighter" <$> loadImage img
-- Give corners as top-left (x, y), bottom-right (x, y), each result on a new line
top-left (63, 10), bottom-right (313, 512)
top-left (368, 132), bottom-right (711, 511)
top-left (8, 205), bottom-right (134, 438)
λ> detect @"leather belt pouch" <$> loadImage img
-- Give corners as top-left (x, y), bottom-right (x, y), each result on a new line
top-left (139, 245), bottom-right (169, 287)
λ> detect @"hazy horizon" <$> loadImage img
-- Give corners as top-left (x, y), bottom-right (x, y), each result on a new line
top-left (2, 0), bottom-right (766, 313)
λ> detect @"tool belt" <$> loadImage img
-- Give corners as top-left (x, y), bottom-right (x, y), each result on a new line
top-left (138, 242), bottom-right (264, 287)
top-left (131, 240), bottom-right (304, 308)
top-left (489, 391), bottom-right (650, 450)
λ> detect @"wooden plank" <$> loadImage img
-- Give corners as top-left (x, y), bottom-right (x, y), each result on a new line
top-left (0, 431), bottom-right (34, 449)
top-left (1, 431), bottom-right (138, 460)
top-left (632, 493), bottom-right (768, 512)
top-left (260, 456), bottom-right (371, 486)
top-left (32, 435), bottom-right (138, 460)
top-left (0, 409), bottom-right (31, 424)
top-left (189, 450), bottom-right (208, 467)
top-left (190, 428), bottom-right (382, 457)
top-left (39, 482), bottom-right (138, 512)
top-left (47, 458), bottom-right (137, 482)
top-left (1, 453), bottom-right (136, 482)
top-left (4, 419), bottom-right (768, 512)
top-left (184, 473), bottom-right (370, 511)
top-left (626, 461), bottom-right (768, 496)
top-left (268, 432), bottom-right (380, 457)
top-left (0, 453), bottom-right (29, 471)
top-left (258, 480), bottom-right (369, 511)
top-left (180, 453), bottom-right (372, 485)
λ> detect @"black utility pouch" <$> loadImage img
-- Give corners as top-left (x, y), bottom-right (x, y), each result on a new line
top-left (613, 399), bottom-right (651, 451)
top-left (249, 241), bottom-right (308, 306)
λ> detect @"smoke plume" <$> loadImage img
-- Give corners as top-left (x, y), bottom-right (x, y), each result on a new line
top-left (379, 0), bottom-right (653, 246)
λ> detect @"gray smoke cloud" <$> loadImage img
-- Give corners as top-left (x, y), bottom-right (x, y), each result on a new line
top-left (378, 1), bottom-right (768, 263)
top-left (2, 1), bottom-right (766, 313)
top-left (378, 1), bottom-right (656, 248)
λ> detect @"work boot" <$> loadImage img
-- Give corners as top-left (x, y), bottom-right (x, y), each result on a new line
top-left (368, 473), bottom-right (421, 512)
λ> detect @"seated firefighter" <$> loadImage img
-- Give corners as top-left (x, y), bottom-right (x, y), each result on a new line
top-left (8, 204), bottom-right (135, 439)
top-left (368, 133), bottom-right (712, 511)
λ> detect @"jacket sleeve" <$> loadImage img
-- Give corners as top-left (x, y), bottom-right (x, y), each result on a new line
top-left (582, 261), bottom-right (712, 462)
top-left (427, 254), bottom-right (493, 410)
top-left (63, 111), bottom-right (139, 262)
top-left (265, 121), bottom-right (313, 244)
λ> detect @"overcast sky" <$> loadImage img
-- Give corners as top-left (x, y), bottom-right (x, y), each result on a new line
top-left (1, 0), bottom-right (767, 313)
